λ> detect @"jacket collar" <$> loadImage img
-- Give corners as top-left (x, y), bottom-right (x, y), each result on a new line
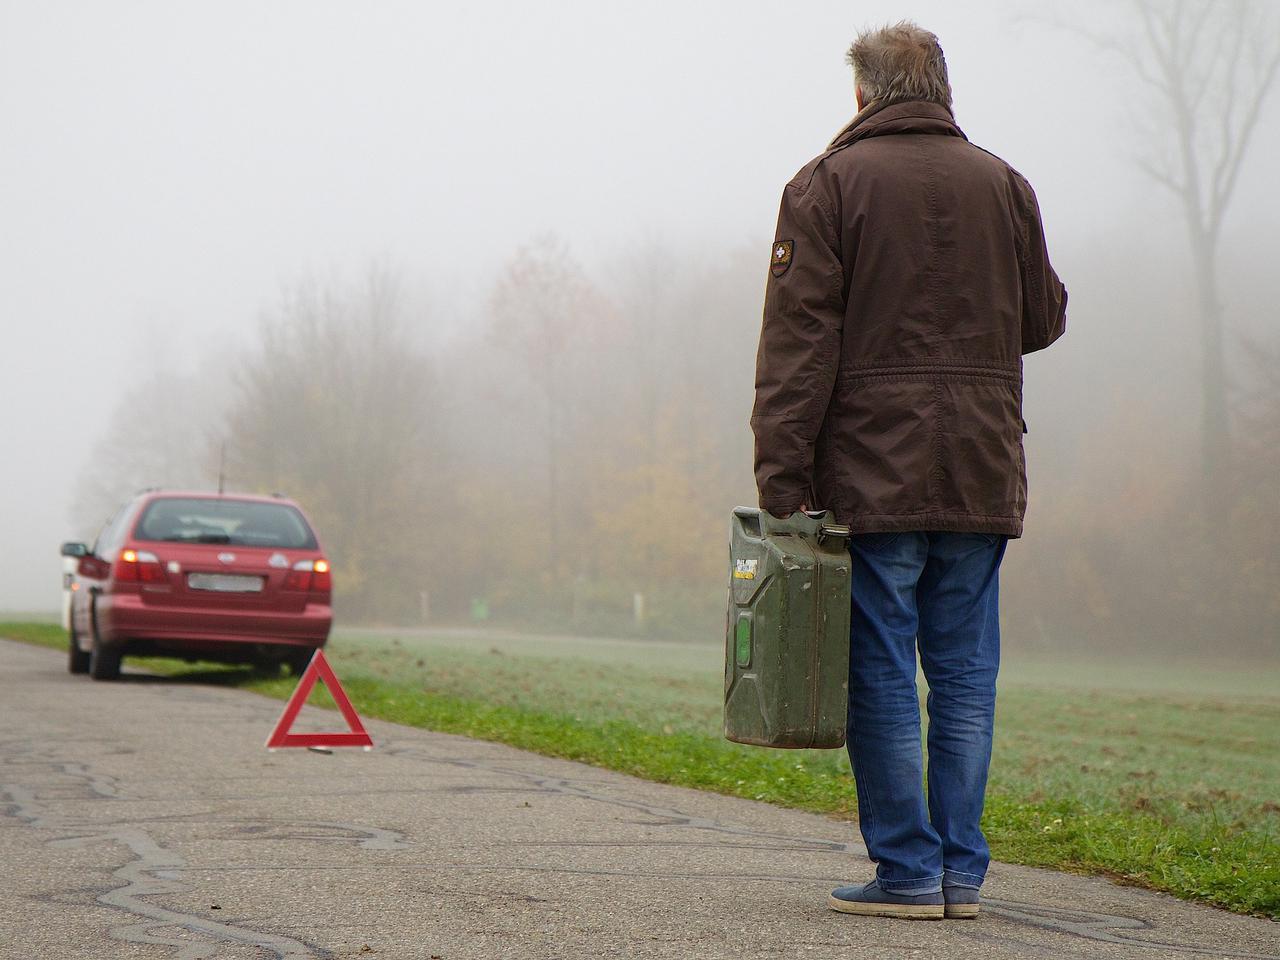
top-left (827, 100), bottom-right (966, 150)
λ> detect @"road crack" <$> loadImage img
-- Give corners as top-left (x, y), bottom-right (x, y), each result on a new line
top-left (0, 739), bottom-right (403, 959)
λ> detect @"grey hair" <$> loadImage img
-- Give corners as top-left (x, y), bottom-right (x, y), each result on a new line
top-left (846, 21), bottom-right (953, 112)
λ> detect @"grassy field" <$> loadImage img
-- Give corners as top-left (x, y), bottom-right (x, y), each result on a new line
top-left (3, 619), bottom-right (1277, 919)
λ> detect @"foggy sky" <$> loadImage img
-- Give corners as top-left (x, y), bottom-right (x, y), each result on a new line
top-left (2, 0), bottom-right (1277, 611)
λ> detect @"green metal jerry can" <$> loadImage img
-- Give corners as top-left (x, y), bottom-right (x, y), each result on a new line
top-left (724, 507), bottom-right (852, 749)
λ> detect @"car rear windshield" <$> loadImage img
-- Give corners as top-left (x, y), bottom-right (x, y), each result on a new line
top-left (134, 498), bottom-right (318, 549)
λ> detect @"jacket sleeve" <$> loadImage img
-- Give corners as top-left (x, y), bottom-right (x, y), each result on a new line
top-left (1017, 180), bottom-right (1067, 355)
top-left (751, 179), bottom-right (845, 516)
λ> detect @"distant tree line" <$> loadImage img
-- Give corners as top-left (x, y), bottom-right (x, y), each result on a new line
top-left (73, 242), bottom-right (1278, 656)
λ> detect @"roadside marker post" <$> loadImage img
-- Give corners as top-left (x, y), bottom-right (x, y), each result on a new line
top-left (265, 649), bottom-right (374, 751)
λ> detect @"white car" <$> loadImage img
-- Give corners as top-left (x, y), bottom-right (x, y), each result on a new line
top-left (61, 554), bottom-right (79, 630)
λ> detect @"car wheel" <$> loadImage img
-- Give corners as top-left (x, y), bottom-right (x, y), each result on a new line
top-left (88, 603), bottom-right (122, 681)
top-left (89, 642), bottom-right (122, 680)
top-left (251, 657), bottom-right (282, 677)
top-left (68, 621), bottom-right (90, 675)
top-left (286, 648), bottom-right (315, 677)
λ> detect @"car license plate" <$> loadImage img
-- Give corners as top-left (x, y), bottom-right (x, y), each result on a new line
top-left (187, 573), bottom-right (264, 593)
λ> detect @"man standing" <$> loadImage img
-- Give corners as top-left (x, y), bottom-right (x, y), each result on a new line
top-left (751, 22), bottom-right (1066, 920)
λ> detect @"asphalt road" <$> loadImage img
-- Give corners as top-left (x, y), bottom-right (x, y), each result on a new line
top-left (1, 637), bottom-right (1277, 960)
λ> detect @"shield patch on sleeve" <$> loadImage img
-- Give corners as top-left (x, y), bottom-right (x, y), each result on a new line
top-left (770, 239), bottom-right (793, 277)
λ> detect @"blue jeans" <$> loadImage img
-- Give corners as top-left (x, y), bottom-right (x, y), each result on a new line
top-left (846, 531), bottom-right (1007, 894)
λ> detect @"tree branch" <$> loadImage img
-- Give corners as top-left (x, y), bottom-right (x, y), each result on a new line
top-left (1210, 40), bottom-right (1280, 234)
top-left (1208, 8), bottom-right (1248, 217)
top-left (1137, 0), bottom-right (1177, 85)
top-left (1135, 156), bottom-right (1186, 196)
top-left (1188, 1), bottom-right (1232, 114)
top-left (1035, 9), bottom-right (1166, 90)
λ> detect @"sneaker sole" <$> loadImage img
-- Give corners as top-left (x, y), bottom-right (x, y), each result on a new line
top-left (828, 895), bottom-right (944, 919)
top-left (944, 904), bottom-right (980, 919)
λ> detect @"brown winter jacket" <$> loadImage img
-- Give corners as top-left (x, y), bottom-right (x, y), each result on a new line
top-left (751, 99), bottom-right (1067, 537)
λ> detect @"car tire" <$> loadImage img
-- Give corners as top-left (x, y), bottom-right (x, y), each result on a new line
top-left (251, 656), bottom-right (282, 677)
top-left (88, 603), bottom-right (122, 681)
top-left (287, 648), bottom-right (315, 677)
top-left (89, 642), bottom-right (122, 681)
top-left (68, 621), bottom-right (90, 675)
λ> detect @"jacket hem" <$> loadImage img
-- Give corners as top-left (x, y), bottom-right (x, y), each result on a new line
top-left (833, 509), bottom-right (1023, 538)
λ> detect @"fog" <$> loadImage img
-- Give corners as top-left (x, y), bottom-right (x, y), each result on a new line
top-left (2, 1), bottom-right (1277, 656)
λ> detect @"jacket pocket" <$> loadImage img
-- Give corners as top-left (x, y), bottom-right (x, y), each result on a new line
top-left (934, 378), bottom-right (1024, 519)
top-left (819, 378), bottom-right (936, 516)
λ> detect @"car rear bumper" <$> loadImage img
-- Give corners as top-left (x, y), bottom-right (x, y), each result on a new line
top-left (98, 593), bottom-right (332, 650)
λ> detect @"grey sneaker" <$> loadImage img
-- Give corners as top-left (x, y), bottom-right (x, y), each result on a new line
top-left (943, 885), bottom-right (981, 919)
top-left (829, 880), bottom-right (944, 920)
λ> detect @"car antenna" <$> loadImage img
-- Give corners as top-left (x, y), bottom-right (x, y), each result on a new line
top-left (217, 442), bottom-right (226, 495)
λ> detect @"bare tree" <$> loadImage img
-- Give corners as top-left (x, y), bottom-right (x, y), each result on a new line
top-left (70, 368), bottom-right (230, 536)
top-left (1234, 334), bottom-right (1280, 502)
top-left (223, 267), bottom-right (446, 621)
top-left (488, 238), bottom-right (608, 584)
top-left (1087, 0), bottom-right (1280, 516)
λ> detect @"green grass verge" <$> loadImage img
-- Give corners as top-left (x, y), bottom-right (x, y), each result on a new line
top-left (5, 620), bottom-right (1277, 919)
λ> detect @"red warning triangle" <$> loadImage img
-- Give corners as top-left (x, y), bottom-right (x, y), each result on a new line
top-left (265, 649), bottom-right (373, 750)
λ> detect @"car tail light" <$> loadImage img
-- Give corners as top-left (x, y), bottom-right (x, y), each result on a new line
top-left (118, 549), bottom-right (165, 583)
top-left (284, 558), bottom-right (331, 592)
top-left (117, 549), bottom-right (139, 581)
top-left (312, 558), bottom-right (331, 591)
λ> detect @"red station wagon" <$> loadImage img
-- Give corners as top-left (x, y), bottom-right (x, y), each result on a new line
top-left (61, 491), bottom-right (332, 680)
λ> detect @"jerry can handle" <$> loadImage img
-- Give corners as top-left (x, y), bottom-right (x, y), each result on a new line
top-left (817, 523), bottom-right (851, 544)
top-left (734, 506), bottom-right (849, 543)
